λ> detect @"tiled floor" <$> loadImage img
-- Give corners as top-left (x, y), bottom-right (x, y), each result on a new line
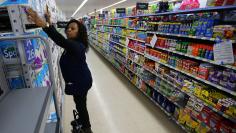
top-left (63, 47), bottom-right (183, 133)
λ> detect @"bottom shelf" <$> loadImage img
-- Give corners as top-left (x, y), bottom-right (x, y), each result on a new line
top-left (0, 87), bottom-right (52, 133)
top-left (44, 122), bottom-right (58, 133)
top-left (90, 44), bottom-right (189, 133)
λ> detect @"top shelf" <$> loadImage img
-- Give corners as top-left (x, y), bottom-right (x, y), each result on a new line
top-left (112, 5), bottom-right (236, 19)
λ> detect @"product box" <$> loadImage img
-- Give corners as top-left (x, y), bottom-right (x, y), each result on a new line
top-left (208, 113), bottom-right (223, 132)
top-left (0, 40), bottom-right (20, 64)
top-left (5, 66), bottom-right (26, 90)
top-left (198, 107), bottom-right (213, 124)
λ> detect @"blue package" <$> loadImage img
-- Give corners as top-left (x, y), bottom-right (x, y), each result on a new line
top-left (205, 19), bottom-right (214, 38)
top-left (0, 0), bottom-right (28, 6)
top-left (0, 40), bottom-right (18, 61)
top-left (195, 20), bottom-right (203, 36)
top-left (174, 24), bottom-right (180, 34)
top-left (8, 76), bottom-right (25, 90)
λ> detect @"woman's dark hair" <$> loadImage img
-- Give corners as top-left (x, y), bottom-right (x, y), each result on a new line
top-left (65, 19), bottom-right (89, 52)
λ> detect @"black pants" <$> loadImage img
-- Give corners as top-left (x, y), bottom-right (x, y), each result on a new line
top-left (73, 91), bottom-right (91, 129)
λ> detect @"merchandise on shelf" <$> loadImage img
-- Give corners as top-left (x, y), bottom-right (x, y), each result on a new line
top-left (89, 3), bottom-right (236, 132)
top-left (128, 40), bottom-right (146, 54)
top-left (146, 47), bottom-right (236, 91)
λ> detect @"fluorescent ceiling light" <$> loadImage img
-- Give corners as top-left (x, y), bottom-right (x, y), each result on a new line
top-left (89, 0), bottom-right (127, 15)
top-left (71, 0), bottom-right (88, 18)
top-left (149, 0), bottom-right (160, 4)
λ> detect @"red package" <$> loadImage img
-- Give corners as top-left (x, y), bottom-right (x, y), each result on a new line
top-left (220, 121), bottom-right (234, 133)
top-left (180, 0), bottom-right (200, 10)
top-left (198, 107), bottom-right (213, 124)
top-left (208, 113), bottom-right (223, 132)
top-left (215, 0), bottom-right (225, 6)
top-left (224, 0), bottom-right (236, 5)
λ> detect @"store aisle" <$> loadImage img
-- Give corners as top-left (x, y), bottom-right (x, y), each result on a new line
top-left (63, 47), bottom-right (183, 133)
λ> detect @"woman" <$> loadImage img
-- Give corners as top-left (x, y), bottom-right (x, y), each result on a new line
top-left (27, 8), bottom-right (93, 133)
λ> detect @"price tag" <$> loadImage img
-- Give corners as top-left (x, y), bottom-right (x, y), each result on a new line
top-left (125, 37), bottom-right (130, 46)
top-left (150, 34), bottom-right (158, 48)
top-left (24, 39), bottom-right (36, 63)
top-left (213, 40), bottom-right (234, 65)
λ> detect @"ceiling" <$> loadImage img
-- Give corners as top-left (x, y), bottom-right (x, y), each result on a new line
top-left (55, 0), bottom-right (156, 19)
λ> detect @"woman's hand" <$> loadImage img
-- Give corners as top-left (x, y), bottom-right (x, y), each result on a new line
top-left (26, 8), bottom-right (47, 28)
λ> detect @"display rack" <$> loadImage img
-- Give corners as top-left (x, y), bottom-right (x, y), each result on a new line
top-left (0, 1), bottom-right (65, 132)
top-left (89, 2), bottom-right (236, 133)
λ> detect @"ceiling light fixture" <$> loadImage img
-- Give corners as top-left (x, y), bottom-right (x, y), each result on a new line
top-left (71, 0), bottom-right (88, 18)
top-left (89, 0), bottom-right (127, 15)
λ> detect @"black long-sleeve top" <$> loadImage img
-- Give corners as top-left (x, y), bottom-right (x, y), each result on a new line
top-left (43, 25), bottom-right (93, 93)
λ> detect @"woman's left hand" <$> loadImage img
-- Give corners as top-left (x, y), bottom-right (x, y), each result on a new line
top-left (26, 8), bottom-right (47, 28)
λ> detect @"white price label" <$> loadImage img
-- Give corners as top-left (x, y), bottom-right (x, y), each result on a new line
top-left (213, 40), bottom-right (234, 65)
top-left (150, 34), bottom-right (158, 48)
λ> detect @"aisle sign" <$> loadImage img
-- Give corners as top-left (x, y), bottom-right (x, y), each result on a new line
top-left (213, 40), bottom-right (234, 64)
top-left (136, 3), bottom-right (149, 10)
top-left (99, 14), bottom-right (105, 18)
top-left (150, 34), bottom-right (158, 48)
top-left (102, 11), bottom-right (108, 14)
top-left (57, 21), bottom-right (68, 28)
top-left (116, 8), bottom-right (126, 14)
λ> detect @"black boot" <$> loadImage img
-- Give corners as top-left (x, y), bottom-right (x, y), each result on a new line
top-left (81, 128), bottom-right (93, 133)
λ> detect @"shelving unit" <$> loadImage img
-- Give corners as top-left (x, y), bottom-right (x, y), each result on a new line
top-left (89, 1), bottom-right (236, 132)
top-left (147, 31), bottom-right (236, 43)
top-left (0, 1), bottom-right (65, 133)
top-left (144, 54), bottom-right (236, 96)
top-left (90, 43), bottom-right (190, 133)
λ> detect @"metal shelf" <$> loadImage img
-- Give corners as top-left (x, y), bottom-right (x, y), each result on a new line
top-left (145, 54), bottom-right (236, 97)
top-left (116, 5), bottom-right (236, 18)
top-left (44, 122), bottom-right (58, 133)
top-left (103, 24), bottom-right (126, 28)
top-left (126, 28), bottom-right (147, 31)
top-left (128, 47), bottom-right (145, 55)
top-left (109, 32), bottom-right (126, 38)
top-left (151, 45), bottom-right (236, 70)
top-left (111, 47), bottom-right (126, 57)
top-left (109, 40), bottom-right (126, 47)
top-left (128, 37), bottom-right (146, 43)
top-left (0, 87), bottom-right (52, 133)
top-left (147, 31), bottom-right (236, 43)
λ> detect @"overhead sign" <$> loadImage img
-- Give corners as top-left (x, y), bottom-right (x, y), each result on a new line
top-left (136, 2), bottom-right (149, 10)
top-left (102, 11), bottom-right (108, 14)
top-left (116, 8), bottom-right (126, 14)
top-left (57, 21), bottom-right (68, 28)
top-left (99, 14), bottom-right (105, 18)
